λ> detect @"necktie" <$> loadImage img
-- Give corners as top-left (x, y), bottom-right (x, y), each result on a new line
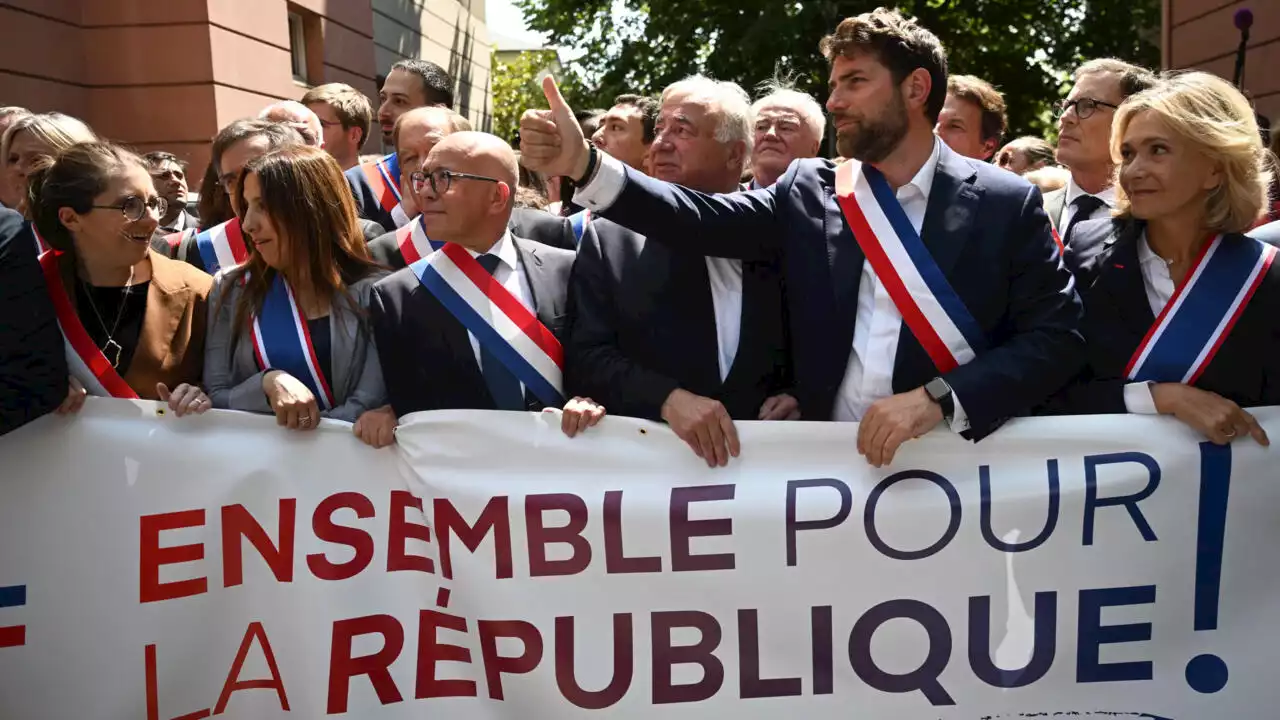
top-left (1063, 194), bottom-right (1106, 244)
top-left (475, 254), bottom-right (525, 411)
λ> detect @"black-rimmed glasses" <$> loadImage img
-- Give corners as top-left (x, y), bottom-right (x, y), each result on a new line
top-left (1058, 97), bottom-right (1120, 120)
top-left (410, 168), bottom-right (501, 196)
top-left (92, 195), bottom-right (168, 222)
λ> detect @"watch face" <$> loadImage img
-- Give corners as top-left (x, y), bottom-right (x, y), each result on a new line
top-left (926, 378), bottom-right (948, 399)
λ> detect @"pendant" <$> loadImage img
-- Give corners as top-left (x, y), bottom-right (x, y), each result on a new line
top-left (104, 339), bottom-right (123, 368)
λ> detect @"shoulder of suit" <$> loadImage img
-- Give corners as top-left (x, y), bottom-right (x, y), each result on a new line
top-left (150, 251), bottom-right (213, 296)
top-left (368, 229), bottom-right (398, 249)
top-left (515, 234), bottom-right (576, 264)
top-left (1246, 220), bottom-right (1280, 247)
top-left (0, 208), bottom-right (31, 258)
top-left (373, 264), bottom-right (421, 294)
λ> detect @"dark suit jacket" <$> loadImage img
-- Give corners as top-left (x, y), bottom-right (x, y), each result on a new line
top-left (369, 236), bottom-right (576, 415)
top-left (594, 142), bottom-right (1085, 438)
top-left (0, 211), bottom-right (65, 435)
top-left (567, 219), bottom-right (790, 421)
top-left (368, 208), bottom-right (576, 270)
top-left (1048, 217), bottom-right (1280, 413)
top-left (345, 158), bottom-right (399, 231)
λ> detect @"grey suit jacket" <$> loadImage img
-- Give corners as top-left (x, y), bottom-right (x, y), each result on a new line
top-left (204, 271), bottom-right (388, 422)
top-left (1042, 187), bottom-right (1067, 233)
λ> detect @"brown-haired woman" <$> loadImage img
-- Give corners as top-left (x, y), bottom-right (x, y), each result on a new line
top-left (28, 141), bottom-right (214, 415)
top-left (203, 145), bottom-right (388, 439)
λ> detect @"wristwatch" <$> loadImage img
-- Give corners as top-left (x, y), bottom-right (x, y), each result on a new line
top-left (924, 377), bottom-right (955, 422)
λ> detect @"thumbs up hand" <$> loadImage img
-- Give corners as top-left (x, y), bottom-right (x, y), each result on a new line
top-left (519, 76), bottom-right (591, 180)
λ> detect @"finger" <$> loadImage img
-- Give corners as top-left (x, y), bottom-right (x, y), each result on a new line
top-left (285, 407), bottom-right (301, 430)
top-left (720, 408), bottom-right (740, 459)
top-left (866, 422), bottom-right (894, 467)
top-left (304, 400), bottom-right (320, 431)
top-left (69, 387), bottom-right (87, 414)
top-left (156, 383), bottom-right (172, 403)
top-left (561, 408), bottom-right (576, 437)
top-left (694, 423), bottom-right (718, 468)
top-left (172, 384), bottom-right (199, 416)
top-left (786, 407), bottom-right (801, 421)
top-left (585, 406), bottom-right (605, 428)
top-left (758, 396), bottom-right (778, 420)
top-left (1242, 411), bottom-right (1270, 446)
top-left (857, 412), bottom-right (876, 456)
top-left (704, 416), bottom-right (729, 467)
top-left (880, 428), bottom-right (912, 467)
top-left (542, 75), bottom-right (573, 119)
top-left (678, 429), bottom-right (704, 461)
top-left (378, 422), bottom-right (395, 448)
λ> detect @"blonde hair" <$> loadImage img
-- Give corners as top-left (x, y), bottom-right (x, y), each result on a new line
top-left (1111, 72), bottom-right (1271, 234)
top-left (1, 112), bottom-right (96, 166)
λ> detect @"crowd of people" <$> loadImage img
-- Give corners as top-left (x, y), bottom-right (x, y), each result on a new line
top-left (2, 7), bottom-right (1279, 468)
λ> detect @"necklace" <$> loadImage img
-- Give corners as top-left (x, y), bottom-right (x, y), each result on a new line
top-left (80, 266), bottom-right (136, 368)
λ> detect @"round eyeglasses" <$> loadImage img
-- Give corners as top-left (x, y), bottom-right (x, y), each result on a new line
top-left (410, 168), bottom-right (501, 196)
top-left (92, 195), bottom-right (168, 222)
top-left (1057, 97), bottom-right (1120, 120)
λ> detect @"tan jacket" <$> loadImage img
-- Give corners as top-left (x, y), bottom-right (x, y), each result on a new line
top-left (60, 250), bottom-right (213, 399)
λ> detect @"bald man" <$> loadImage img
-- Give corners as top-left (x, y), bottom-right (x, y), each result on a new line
top-left (368, 132), bottom-right (601, 435)
top-left (369, 108), bottom-right (579, 268)
top-left (259, 101), bottom-right (324, 147)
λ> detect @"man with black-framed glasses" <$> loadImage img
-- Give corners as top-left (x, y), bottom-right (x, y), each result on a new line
top-left (1047, 58), bottom-right (1157, 244)
top-left (367, 131), bottom-right (605, 437)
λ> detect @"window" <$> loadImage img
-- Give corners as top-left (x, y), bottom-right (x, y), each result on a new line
top-left (288, 11), bottom-right (308, 83)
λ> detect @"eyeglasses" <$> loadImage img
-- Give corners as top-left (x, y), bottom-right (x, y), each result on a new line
top-left (410, 168), bottom-right (501, 196)
top-left (1058, 97), bottom-right (1120, 120)
top-left (317, 119), bottom-right (343, 128)
top-left (92, 195), bottom-right (168, 222)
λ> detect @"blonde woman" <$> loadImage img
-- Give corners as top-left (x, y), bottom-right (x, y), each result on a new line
top-left (1058, 72), bottom-right (1279, 445)
top-left (3, 113), bottom-right (96, 218)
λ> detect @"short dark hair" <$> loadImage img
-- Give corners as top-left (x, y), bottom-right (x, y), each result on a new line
top-left (1073, 58), bottom-right (1158, 100)
top-left (142, 150), bottom-right (186, 172)
top-left (614, 93), bottom-right (660, 143)
top-left (211, 119), bottom-right (303, 173)
top-left (819, 7), bottom-right (948, 124)
top-left (389, 59), bottom-right (455, 108)
top-left (948, 75), bottom-right (1007, 144)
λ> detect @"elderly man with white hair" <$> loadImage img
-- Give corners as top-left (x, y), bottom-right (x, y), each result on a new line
top-left (748, 82), bottom-right (824, 188)
top-left (258, 100), bottom-right (324, 147)
top-left (566, 75), bottom-right (797, 467)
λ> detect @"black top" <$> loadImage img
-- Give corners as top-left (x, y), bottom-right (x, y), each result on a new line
top-left (74, 281), bottom-right (150, 375)
top-left (0, 211), bottom-right (66, 436)
top-left (308, 316), bottom-right (333, 392)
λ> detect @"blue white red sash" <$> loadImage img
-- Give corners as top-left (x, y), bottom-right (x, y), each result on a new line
top-left (360, 153), bottom-right (402, 216)
top-left (396, 216), bottom-right (444, 265)
top-left (1126, 234), bottom-right (1276, 384)
top-left (37, 249), bottom-right (140, 399)
top-left (568, 209), bottom-right (591, 246)
top-left (251, 275), bottom-right (336, 410)
top-left (194, 218), bottom-right (248, 273)
top-left (834, 159), bottom-right (985, 373)
top-left (410, 243), bottom-right (565, 407)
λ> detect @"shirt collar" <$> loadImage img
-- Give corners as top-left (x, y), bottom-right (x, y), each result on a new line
top-left (1136, 230), bottom-right (1165, 267)
top-left (465, 229), bottom-right (518, 271)
top-left (1065, 174), bottom-right (1118, 209)
top-left (900, 137), bottom-right (942, 200)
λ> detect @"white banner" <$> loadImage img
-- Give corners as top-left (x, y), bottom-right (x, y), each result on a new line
top-left (1, 399), bottom-right (1278, 718)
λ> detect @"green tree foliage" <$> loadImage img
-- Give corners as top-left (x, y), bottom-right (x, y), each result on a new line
top-left (491, 49), bottom-right (586, 145)
top-left (513, 0), bottom-right (1159, 140)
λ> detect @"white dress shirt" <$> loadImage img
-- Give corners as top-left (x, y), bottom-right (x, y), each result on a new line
top-left (574, 143), bottom-right (968, 429)
top-left (465, 231), bottom-right (536, 395)
top-left (1061, 175), bottom-right (1117, 230)
top-left (1122, 233), bottom-right (1177, 414)
top-left (705, 257), bottom-right (743, 381)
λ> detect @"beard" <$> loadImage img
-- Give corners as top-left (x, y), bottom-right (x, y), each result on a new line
top-left (834, 90), bottom-right (909, 164)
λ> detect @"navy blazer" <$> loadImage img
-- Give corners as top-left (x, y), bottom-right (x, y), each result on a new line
top-left (1049, 217), bottom-right (1280, 413)
top-left (344, 159), bottom-right (399, 232)
top-left (567, 218), bottom-right (791, 421)
top-left (592, 142), bottom-right (1085, 438)
top-left (368, 236), bottom-right (576, 416)
top-left (0, 210), bottom-right (66, 436)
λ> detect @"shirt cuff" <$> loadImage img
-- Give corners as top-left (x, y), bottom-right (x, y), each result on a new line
top-left (947, 391), bottom-right (971, 433)
top-left (390, 203), bottom-right (411, 229)
top-left (1123, 381), bottom-right (1159, 414)
top-left (571, 152), bottom-right (627, 212)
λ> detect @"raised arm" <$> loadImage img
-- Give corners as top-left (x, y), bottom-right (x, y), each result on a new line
top-left (519, 76), bottom-right (781, 262)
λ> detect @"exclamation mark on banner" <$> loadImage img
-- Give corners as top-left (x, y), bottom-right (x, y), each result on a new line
top-left (1185, 442), bottom-right (1231, 694)
top-left (0, 585), bottom-right (26, 648)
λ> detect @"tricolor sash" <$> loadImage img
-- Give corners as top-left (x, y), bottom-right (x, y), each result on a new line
top-left (396, 216), bottom-right (444, 265)
top-left (834, 159), bottom-right (985, 373)
top-left (32, 226), bottom-right (50, 255)
top-left (251, 275), bottom-right (337, 410)
top-left (360, 153), bottom-right (402, 215)
top-left (1126, 234), bottom-right (1276, 384)
top-left (194, 218), bottom-right (248, 274)
top-left (37, 249), bottom-right (140, 399)
top-left (410, 243), bottom-right (565, 407)
top-left (568, 209), bottom-right (591, 246)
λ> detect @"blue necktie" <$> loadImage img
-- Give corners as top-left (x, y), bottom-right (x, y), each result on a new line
top-left (475, 254), bottom-right (525, 411)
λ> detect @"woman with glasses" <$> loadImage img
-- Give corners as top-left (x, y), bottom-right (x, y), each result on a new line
top-left (27, 142), bottom-right (214, 415)
top-left (204, 145), bottom-right (389, 440)
top-left (1052, 72), bottom-right (1280, 445)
